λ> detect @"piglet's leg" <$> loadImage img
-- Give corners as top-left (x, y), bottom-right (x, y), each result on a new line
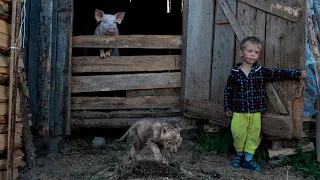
top-left (105, 48), bottom-right (113, 57)
top-left (99, 49), bottom-right (106, 58)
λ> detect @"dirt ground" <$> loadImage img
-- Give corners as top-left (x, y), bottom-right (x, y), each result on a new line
top-left (19, 129), bottom-right (316, 180)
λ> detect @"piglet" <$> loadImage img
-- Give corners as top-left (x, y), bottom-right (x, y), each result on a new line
top-left (94, 9), bottom-right (125, 58)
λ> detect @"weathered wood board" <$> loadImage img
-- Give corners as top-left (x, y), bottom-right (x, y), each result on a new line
top-left (0, 19), bottom-right (9, 51)
top-left (71, 96), bottom-right (181, 110)
top-left (72, 55), bottom-right (181, 73)
top-left (264, 0), bottom-right (305, 138)
top-left (184, 99), bottom-right (293, 139)
top-left (72, 35), bottom-right (182, 49)
top-left (184, 0), bottom-right (214, 100)
top-left (183, 0), bottom-right (306, 139)
top-left (71, 109), bottom-right (181, 119)
top-left (210, 0), bottom-right (236, 104)
top-left (72, 72), bottom-right (181, 93)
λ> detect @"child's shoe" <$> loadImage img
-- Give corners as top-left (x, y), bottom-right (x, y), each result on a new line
top-left (242, 159), bottom-right (261, 171)
top-left (232, 153), bottom-right (244, 168)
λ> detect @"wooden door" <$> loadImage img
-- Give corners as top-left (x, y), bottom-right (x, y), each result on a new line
top-left (182, 0), bottom-right (306, 139)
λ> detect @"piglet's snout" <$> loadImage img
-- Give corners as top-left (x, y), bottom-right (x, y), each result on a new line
top-left (108, 27), bottom-right (116, 33)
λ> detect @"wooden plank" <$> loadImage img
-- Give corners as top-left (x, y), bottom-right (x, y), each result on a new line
top-left (180, 0), bottom-right (189, 115)
top-left (0, 156), bottom-right (22, 171)
top-left (265, 0), bottom-right (306, 139)
top-left (0, 19), bottom-right (10, 51)
top-left (71, 117), bottom-right (182, 129)
top-left (52, 0), bottom-right (73, 136)
top-left (72, 55), bottom-right (181, 73)
top-left (26, 0), bottom-right (40, 131)
top-left (71, 96), bottom-right (181, 110)
top-left (7, 0), bottom-right (20, 179)
top-left (235, 2), bottom-right (266, 65)
top-left (0, 133), bottom-right (21, 151)
top-left (239, 0), bottom-right (300, 22)
top-left (48, 0), bottom-right (58, 137)
top-left (217, 0), bottom-right (245, 41)
top-left (71, 72), bottom-right (181, 93)
top-left (265, 83), bottom-right (288, 114)
top-left (0, 115), bottom-right (21, 124)
top-left (0, 20), bottom-right (9, 36)
top-left (210, 0), bottom-right (236, 104)
top-left (184, 0), bottom-right (214, 100)
top-left (37, 0), bottom-right (53, 136)
top-left (0, 103), bottom-right (20, 116)
top-left (184, 99), bottom-right (294, 139)
top-left (71, 109), bottom-right (181, 119)
top-left (0, 123), bottom-right (22, 133)
top-left (126, 88), bottom-right (180, 97)
top-left (0, 85), bottom-right (20, 103)
top-left (0, 168), bottom-right (19, 180)
top-left (72, 35), bottom-right (182, 49)
top-left (0, 33), bottom-right (9, 51)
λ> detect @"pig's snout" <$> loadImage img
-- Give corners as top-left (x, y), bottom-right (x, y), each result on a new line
top-left (108, 27), bottom-right (116, 33)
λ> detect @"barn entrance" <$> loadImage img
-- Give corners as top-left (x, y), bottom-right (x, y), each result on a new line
top-left (70, 0), bottom-right (183, 130)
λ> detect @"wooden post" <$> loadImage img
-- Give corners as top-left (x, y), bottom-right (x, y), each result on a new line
top-left (7, 0), bottom-right (21, 179)
top-left (316, 100), bottom-right (320, 162)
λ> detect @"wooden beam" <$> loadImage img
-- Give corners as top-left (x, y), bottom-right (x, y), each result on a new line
top-left (72, 35), bottom-right (182, 49)
top-left (71, 72), bottom-right (181, 93)
top-left (268, 141), bottom-right (315, 158)
top-left (72, 55), bottom-right (181, 73)
top-left (71, 96), bottom-right (181, 110)
top-left (71, 109), bottom-right (181, 119)
top-left (316, 99), bottom-right (320, 162)
top-left (210, 0), bottom-right (236, 104)
top-left (239, 0), bottom-right (300, 22)
top-left (180, 0), bottom-right (189, 116)
top-left (7, 0), bottom-right (20, 178)
top-left (184, 99), bottom-right (293, 139)
top-left (265, 83), bottom-right (288, 114)
top-left (217, 0), bottom-right (245, 41)
top-left (71, 117), bottom-right (182, 129)
top-left (184, 0), bottom-right (214, 100)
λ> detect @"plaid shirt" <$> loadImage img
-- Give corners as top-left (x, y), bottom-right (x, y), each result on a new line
top-left (224, 63), bottom-right (302, 113)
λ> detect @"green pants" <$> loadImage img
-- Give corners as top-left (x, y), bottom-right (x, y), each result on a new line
top-left (231, 112), bottom-right (261, 154)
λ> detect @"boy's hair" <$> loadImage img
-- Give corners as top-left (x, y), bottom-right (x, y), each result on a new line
top-left (240, 36), bottom-right (262, 50)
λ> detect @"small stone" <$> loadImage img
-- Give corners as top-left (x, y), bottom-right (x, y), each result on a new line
top-left (92, 137), bottom-right (106, 148)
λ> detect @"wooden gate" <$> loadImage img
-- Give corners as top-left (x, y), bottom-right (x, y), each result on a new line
top-left (70, 36), bottom-right (183, 128)
top-left (182, 0), bottom-right (306, 139)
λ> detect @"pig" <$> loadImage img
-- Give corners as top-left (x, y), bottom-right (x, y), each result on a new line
top-left (94, 9), bottom-right (125, 58)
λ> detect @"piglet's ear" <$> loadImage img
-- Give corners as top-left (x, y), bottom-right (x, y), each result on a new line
top-left (115, 12), bottom-right (125, 24)
top-left (95, 9), bottom-right (104, 22)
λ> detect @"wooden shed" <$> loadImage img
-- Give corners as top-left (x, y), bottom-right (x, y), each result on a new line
top-left (22, 0), bottom-right (307, 140)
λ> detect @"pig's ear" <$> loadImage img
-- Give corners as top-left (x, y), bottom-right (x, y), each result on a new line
top-left (115, 12), bottom-right (125, 24)
top-left (95, 9), bottom-right (104, 22)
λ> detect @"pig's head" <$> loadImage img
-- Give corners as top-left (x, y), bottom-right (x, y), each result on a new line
top-left (95, 9), bottom-right (125, 35)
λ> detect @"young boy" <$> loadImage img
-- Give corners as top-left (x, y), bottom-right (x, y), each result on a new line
top-left (224, 36), bottom-right (307, 171)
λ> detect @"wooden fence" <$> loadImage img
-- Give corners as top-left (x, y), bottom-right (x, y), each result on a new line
top-left (70, 35), bottom-right (183, 128)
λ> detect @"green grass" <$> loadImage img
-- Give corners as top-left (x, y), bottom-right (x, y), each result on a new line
top-left (282, 146), bottom-right (320, 179)
top-left (199, 128), bottom-right (234, 155)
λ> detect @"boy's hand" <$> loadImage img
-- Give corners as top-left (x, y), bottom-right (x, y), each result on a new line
top-left (226, 110), bottom-right (232, 117)
top-left (301, 70), bottom-right (307, 79)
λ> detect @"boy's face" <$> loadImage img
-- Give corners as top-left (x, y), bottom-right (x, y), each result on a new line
top-left (240, 42), bottom-right (261, 65)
